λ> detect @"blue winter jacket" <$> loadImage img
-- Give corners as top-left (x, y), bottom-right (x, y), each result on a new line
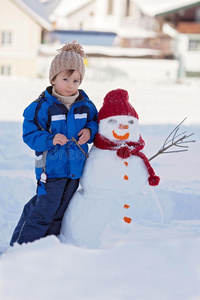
top-left (23, 87), bottom-right (98, 180)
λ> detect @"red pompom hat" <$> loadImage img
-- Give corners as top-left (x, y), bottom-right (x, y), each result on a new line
top-left (98, 89), bottom-right (139, 123)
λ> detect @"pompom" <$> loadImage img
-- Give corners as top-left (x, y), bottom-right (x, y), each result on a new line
top-left (148, 175), bottom-right (160, 186)
top-left (57, 40), bottom-right (86, 59)
top-left (117, 146), bottom-right (132, 159)
top-left (104, 89), bottom-right (129, 104)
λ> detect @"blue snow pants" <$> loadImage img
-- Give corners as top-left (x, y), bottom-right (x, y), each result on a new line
top-left (10, 178), bottom-right (79, 246)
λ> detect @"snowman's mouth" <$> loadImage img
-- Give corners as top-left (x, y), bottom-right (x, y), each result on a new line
top-left (112, 130), bottom-right (130, 140)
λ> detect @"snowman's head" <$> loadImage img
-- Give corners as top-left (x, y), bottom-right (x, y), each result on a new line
top-left (99, 115), bottom-right (139, 142)
top-left (98, 89), bottom-right (140, 142)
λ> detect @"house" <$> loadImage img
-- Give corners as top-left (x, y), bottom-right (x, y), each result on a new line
top-left (131, 0), bottom-right (200, 75)
top-left (46, 0), bottom-right (161, 57)
top-left (45, 0), bottom-right (119, 47)
top-left (86, 0), bottom-right (200, 75)
top-left (0, 0), bottom-right (53, 78)
top-left (48, 0), bottom-right (171, 58)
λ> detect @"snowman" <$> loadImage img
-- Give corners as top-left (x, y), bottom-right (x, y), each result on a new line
top-left (60, 89), bottom-right (163, 248)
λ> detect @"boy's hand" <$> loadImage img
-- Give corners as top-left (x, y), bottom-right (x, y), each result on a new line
top-left (78, 128), bottom-right (91, 145)
top-left (53, 134), bottom-right (68, 146)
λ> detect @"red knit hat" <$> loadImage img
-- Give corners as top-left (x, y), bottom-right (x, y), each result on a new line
top-left (98, 89), bottom-right (139, 123)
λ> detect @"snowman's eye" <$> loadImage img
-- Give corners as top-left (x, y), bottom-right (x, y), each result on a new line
top-left (108, 119), bottom-right (117, 124)
top-left (128, 120), bottom-right (134, 124)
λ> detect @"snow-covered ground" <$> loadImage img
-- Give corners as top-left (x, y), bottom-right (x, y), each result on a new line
top-left (0, 60), bottom-right (200, 300)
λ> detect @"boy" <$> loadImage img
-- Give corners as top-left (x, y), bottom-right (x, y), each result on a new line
top-left (10, 41), bottom-right (98, 246)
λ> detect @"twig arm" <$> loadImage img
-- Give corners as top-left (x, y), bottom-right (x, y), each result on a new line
top-left (148, 118), bottom-right (195, 161)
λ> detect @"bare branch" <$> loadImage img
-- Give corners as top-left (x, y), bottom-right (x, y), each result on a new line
top-left (149, 118), bottom-right (195, 161)
top-left (162, 117), bottom-right (187, 147)
top-left (162, 150), bottom-right (188, 154)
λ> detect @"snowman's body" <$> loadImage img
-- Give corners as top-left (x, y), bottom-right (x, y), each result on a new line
top-left (60, 90), bottom-right (163, 248)
top-left (81, 146), bottom-right (147, 195)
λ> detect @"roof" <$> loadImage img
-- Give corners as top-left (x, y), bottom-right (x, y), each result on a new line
top-left (11, 0), bottom-right (59, 30)
top-left (12, 0), bottom-right (93, 30)
top-left (51, 0), bottom-right (93, 17)
top-left (48, 30), bottom-right (117, 46)
top-left (133, 0), bottom-right (200, 17)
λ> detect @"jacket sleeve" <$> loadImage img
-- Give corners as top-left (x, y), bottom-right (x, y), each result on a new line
top-left (22, 101), bottom-right (54, 152)
top-left (84, 102), bottom-right (98, 144)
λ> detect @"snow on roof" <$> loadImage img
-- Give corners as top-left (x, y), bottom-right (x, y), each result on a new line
top-left (52, 0), bottom-right (93, 17)
top-left (133, 0), bottom-right (200, 17)
top-left (84, 45), bottom-right (161, 58)
top-left (118, 26), bottom-right (157, 39)
top-left (39, 43), bottom-right (161, 58)
top-left (12, 0), bottom-right (58, 30)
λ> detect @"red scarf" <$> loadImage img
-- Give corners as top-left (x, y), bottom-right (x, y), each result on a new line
top-left (94, 133), bottom-right (160, 186)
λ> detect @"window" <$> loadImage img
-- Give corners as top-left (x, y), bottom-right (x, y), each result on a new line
top-left (1, 31), bottom-right (12, 45)
top-left (125, 0), bottom-right (130, 17)
top-left (189, 39), bottom-right (200, 51)
top-left (107, 0), bottom-right (114, 15)
top-left (1, 65), bottom-right (11, 76)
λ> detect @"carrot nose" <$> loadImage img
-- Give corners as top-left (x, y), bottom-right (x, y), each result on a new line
top-left (119, 124), bottom-right (129, 129)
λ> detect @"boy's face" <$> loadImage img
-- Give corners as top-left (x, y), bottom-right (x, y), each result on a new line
top-left (51, 70), bottom-right (81, 97)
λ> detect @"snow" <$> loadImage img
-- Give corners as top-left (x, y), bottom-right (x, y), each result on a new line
top-left (0, 59), bottom-right (200, 299)
top-left (134, 0), bottom-right (200, 17)
top-left (39, 44), bottom-right (161, 59)
top-left (118, 26), bottom-right (157, 39)
top-left (85, 45), bottom-right (161, 57)
top-left (52, 0), bottom-right (92, 17)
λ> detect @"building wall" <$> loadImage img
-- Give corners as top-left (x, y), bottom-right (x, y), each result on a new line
top-left (55, 2), bottom-right (96, 30)
top-left (0, 0), bottom-right (42, 78)
top-left (52, 0), bottom-right (144, 33)
top-left (177, 33), bottom-right (200, 75)
top-left (94, 0), bottom-right (126, 31)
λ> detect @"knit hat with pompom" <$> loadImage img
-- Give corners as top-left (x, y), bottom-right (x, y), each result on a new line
top-left (49, 40), bottom-right (86, 83)
top-left (98, 89), bottom-right (139, 123)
